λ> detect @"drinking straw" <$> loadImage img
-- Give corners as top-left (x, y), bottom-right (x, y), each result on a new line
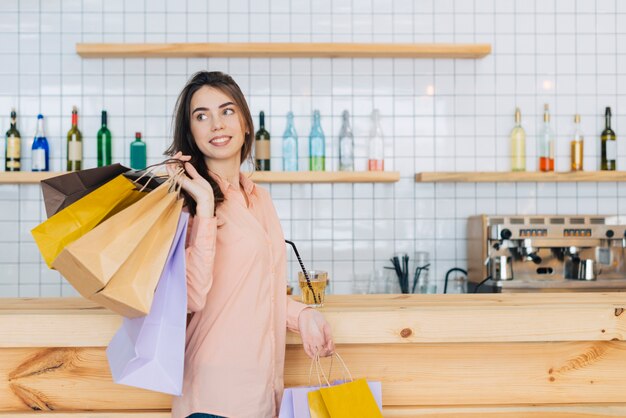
top-left (285, 239), bottom-right (318, 305)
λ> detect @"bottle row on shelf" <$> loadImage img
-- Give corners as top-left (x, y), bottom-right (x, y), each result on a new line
top-left (4, 108), bottom-right (147, 172)
top-left (510, 105), bottom-right (618, 173)
top-left (253, 109), bottom-right (385, 173)
top-left (4, 107), bottom-right (388, 175)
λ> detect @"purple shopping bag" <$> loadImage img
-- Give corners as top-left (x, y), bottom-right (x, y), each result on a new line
top-left (106, 211), bottom-right (189, 395)
top-left (279, 381), bottom-right (382, 418)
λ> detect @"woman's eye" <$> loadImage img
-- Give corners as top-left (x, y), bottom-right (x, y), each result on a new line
top-left (223, 108), bottom-right (235, 115)
top-left (196, 113), bottom-right (207, 121)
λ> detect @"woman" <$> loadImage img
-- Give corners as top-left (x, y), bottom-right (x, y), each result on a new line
top-left (166, 71), bottom-right (335, 418)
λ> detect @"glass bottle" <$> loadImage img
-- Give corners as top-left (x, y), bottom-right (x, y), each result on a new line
top-left (601, 107), bottom-right (617, 171)
top-left (66, 106), bottom-right (83, 171)
top-left (368, 109), bottom-right (384, 171)
top-left (255, 111), bottom-right (271, 171)
top-left (31, 114), bottom-right (49, 172)
top-left (282, 111), bottom-right (298, 171)
top-left (5, 108), bottom-right (21, 171)
top-left (338, 110), bottom-right (354, 171)
top-left (570, 114), bottom-right (584, 171)
top-left (130, 132), bottom-right (146, 170)
top-left (309, 110), bottom-right (325, 171)
top-left (97, 110), bottom-right (112, 167)
top-left (538, 104), bottom-right (555, 172)
top-left (510, 107), bottom-right (526, 172)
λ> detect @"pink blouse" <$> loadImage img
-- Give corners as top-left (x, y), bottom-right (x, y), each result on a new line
top-left (171, 172), bottom-right (309, 418)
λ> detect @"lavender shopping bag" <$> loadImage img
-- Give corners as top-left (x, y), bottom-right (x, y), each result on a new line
top-left (279, 381), bottom-right (382, 418)
top-left (106, 211), bottom-right (189, 395)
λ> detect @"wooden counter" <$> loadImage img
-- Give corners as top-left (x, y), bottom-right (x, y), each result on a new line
top-left (2, 294), bottom-right (626, 417)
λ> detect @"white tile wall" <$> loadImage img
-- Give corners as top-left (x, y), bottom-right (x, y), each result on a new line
top-left (1, 0), bottom-right (626, 296)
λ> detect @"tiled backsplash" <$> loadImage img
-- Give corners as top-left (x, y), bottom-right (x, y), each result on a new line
top-left (1, 0), bottom-right (626, 296)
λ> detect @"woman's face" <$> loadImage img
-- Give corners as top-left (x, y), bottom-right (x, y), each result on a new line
top-left (189, 85), bottom-right (247, 166)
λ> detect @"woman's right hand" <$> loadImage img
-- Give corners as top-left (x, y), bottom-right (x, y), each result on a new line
top-left (167, 152), bottom-right (215, 218)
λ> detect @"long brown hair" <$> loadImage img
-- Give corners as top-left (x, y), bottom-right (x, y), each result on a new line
top-left (166, 71), bottom-right (255, 215)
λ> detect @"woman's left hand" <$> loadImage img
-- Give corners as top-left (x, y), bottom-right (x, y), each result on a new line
top-left (298, 308), bottom-right (335, 359)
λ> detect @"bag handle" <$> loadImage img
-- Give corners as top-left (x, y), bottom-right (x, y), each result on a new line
top-left (131, 159), bottom-right (185, 192)
top-left (309, 352), bottom-right (353, 387)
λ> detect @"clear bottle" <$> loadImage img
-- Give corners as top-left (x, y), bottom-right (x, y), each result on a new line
top-left (368, 109), bottom-right (384, 171)
top-left (5, 108), bottom-right (21, 171)
top-left (338, 110), bottom-right (354, 171)
top-left (282, 111), bottom-right (298, 171)
top-left (97, 110), bottom-right (112, 167)
top-left (130, 132), bottom-right (146, 170)
top-left (570, 114), bottom-right (584, 171)
top-left (538, 104), bottom-right (555, 172)
top-left (309, 110), bottom-right (325, 171)
top-left (255, 111), bottom-right (271, 171)
top-left (66, 106), bottom-right (83, 171)
top-left (31, 114), bottom-right (49, 172)
top-left (601, 107), bottom-right (616, 171)
top-left (510, 107), bottom-right (526, 172)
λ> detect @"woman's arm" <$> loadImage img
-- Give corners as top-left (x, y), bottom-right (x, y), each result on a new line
top-left (168, 152), bottom-right (217, 313)
top-left (185, 214), bottom-right (217, 312)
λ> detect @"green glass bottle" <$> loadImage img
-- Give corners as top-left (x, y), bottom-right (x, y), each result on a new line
top-left (97, 110), bottom-right (112, 167)
top-left (130, 131), bottom-right (146, 170)
top-left (255, 111), bottom-right (271, 171)
top-left (601, 107), bottom-right (617, 171)
top-left (5, 108), bottom-right (21, 171)
top-left (66, 106), bottom-right (83, 171)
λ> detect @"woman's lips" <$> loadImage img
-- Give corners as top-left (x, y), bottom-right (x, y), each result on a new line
top-left (209, 136), bottom-right (232, 147)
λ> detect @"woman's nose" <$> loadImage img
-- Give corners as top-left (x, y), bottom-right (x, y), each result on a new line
top-left (210, 114), bottom-right (225, 131)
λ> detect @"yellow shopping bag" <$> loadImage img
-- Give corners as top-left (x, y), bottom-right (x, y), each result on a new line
top-left (307, 353), bottom-right (383, 418)
top-left (52, 181), bottom-right (176, 299)
top-left (32, 175), bottom-right (145, 267)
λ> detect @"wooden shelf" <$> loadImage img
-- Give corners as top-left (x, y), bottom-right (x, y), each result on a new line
top-left (415, 171), bottom-right (626, 183)
top-left (0, 170), bottom-right (400, 184)
top-left (76, 42), bottom-right (492, 59)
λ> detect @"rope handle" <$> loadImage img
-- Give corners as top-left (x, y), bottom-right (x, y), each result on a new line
top-left (310, 352), bottom-right (353, 387)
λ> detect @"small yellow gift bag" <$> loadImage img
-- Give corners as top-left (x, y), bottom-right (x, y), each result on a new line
top-left (32, 174), bottom-right (145, 267)
top-left (307, 352), bottom-right (383, 418)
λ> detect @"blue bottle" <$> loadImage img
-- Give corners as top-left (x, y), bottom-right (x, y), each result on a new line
top-left (31, 114), bottom-right (49, 172)
top-left (282, 112), bottom-right (298, 171)
top-left (308, 110), bottom-right (325, 171)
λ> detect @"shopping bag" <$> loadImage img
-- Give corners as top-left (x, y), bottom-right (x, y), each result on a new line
top-left (90, 196), bottom-right (183, 317)
top-left (41, 163), bottom-right (130, 218)
top-left (281, 382), bottom-right (382, 418)
top-left (32, 174), bottom-right (145, 267)
top-left (307, 353), bottom-right (383, 418)
top-left (52, 181), bottom-right (176, 299)
top-left (106, 211), bottom-right (188, 395)
top-left (279, 355), bottom-right (382, 418)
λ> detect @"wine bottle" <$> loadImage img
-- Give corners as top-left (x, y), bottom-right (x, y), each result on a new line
top-left (538, 104), bottom-right (554, 172)
top-left (309, 110), bottom-right (325, 171)
top-left (97, 110), bottom-right (112, 167)
top-left (282, 111), bottom-right (298, 171)
top-left (510, 107), bottom-right (526, 172)
top-left (255, 111), bottom-right (270, 171)
top-left (67, 106), bottom-right (83, 171)
top-left (338, 110), bottom-right (354, 171)
top-left (368, 109), bottom-right (384, 171)
top-left (5, 108), bottom-right (21, 171)
top-left (570, 114), bottom-right (584, 171)
top-left (31, 114), bottom-right (49, 172)
top-left (601, 107), bottom-right (616, 171)
top-left (130, 132), bottom-right (147, 170)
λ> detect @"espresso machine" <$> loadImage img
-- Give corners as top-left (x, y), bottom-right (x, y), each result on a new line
top-left (467, 215), bottom-right (626, 293)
